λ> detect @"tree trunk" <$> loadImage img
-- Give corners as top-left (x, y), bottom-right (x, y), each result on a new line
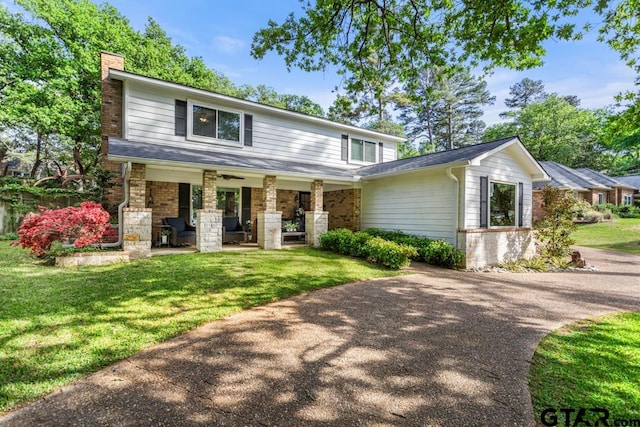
top-left (30, 133), bottom-right (43, 179)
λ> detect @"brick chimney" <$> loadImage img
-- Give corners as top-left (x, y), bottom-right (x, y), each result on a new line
top-left (100, 51), bottom-right (125, 214)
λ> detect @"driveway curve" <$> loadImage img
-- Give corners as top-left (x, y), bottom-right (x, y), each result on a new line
top-left (1, 247), bottom-right (638, 426)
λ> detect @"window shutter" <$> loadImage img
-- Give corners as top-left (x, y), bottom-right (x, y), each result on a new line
top-left (175, 100), bottom-right (186, 136)
top-left (341, 134), bottom-right (348, 161)
top-left (518, 182), bottom-right (524, 227)
top-left (378, 142), bottom-right (384, 162)
top-left (244, 114), bottom-right (253, 146)
top-left (480, 176), bottom-right (488, 228)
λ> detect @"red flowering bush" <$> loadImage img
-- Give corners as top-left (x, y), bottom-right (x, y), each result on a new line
top-left (13, 202), bottom-right (111, 257)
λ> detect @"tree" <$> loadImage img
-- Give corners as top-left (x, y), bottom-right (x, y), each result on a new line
top-left (251, 1), bottom-right (639, 95)
top-left (484, 94), bottom-right (608, 169)
top-left (602, 92), bottom-right (640, 175)
top-left (535, 186), bottom-right (576, 259)
top-left (240, 84), bottom-right (325, 116)
top-left (504, 78), bottom-right (546, 109)
top-left (398, 67), bottom-right (494, 152)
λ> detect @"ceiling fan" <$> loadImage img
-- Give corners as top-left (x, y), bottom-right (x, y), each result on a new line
top-left (220, 174), bottom-right (245, 180)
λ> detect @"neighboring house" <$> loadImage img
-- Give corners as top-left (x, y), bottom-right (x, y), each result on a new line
top-left (532, 161), bottom-right (637, 221)
top-left (101, 52), bottom-right (548, 268)
top-left (613, 175), bottom-right (640, 205)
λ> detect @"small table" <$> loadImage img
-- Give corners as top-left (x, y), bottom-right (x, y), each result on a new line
top-left (157, 225), bottom-right (172, 247)
top-left (282, 231), bottom-right (306, 244)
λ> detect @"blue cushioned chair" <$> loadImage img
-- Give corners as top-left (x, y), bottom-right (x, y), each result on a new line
top-left (163, 217), bottom-right (196, 246)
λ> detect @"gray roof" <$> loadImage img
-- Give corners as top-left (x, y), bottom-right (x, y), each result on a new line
top-left (533, 161), bottom-right (598, 190)
top-left (534, 161), bottom-right (636, 190)
top-left (358, 137), bottom-right (518, 177)
top-left (109, 136), bottom-right (538, 181)
top-left (613, 175), bottom-right (640, 190)
top-left (577, 168), bottom-right (636, 189)
top-left (108, 138), bottom-right (357, 180)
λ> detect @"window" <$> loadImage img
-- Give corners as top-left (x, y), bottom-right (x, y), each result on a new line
top-left (598, 193), bottom-right (605, 204)
top-left (217, 188), bottom-right (240, 217)
top-left (624, 195), bottom-right (632, 205)
top-left (490, 182), bottom-right (516, 227)
top-left (350, 138), bottom-right (377, 163)
top-left (175, 100), bottom-right (186, 136)
top-left (187, 100), bottom-right (241, 144)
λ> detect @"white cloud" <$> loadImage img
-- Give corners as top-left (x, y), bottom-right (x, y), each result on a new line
top-left (212, 35), bottom-right (246, 55)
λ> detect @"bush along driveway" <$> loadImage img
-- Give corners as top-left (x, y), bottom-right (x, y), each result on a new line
top-left (1, 247), bottom-right (639, 426)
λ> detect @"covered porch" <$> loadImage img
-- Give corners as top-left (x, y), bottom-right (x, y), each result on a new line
top-left (120, 163), bottom-right (361, 258)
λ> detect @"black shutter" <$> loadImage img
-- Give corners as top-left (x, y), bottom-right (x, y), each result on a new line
top-left (480, 176), bottom-right (488, 228)
top-left (341, 134), bottom-right (348, 161)
top-left (518, 182), bottom-right (524, 227)
top-left (175, 100), bottom-right (187, 136)
top-left (244, 114), bottom-right (253, 146)
top-left (378, 142), bottom-right (384, 162)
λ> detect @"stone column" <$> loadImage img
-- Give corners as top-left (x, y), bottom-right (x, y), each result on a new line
top-left (123, 163), bottom-right (152, 258)
top-left (123, 208), bottom-right (152, 258)
top-left (258, 175), bottom-right (282, 249)
top-left (306, 179), bottom-right (328, 247)
top-left (197, 170), bottom-right (222, 252)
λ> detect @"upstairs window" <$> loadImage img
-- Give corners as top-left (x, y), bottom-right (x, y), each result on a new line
top-left (187, 100), bottom-right (242, 144)
top-left (350, 138), bottom-right (377, 163)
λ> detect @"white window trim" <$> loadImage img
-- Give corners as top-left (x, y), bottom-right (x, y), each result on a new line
top-left (186, 99), bottom-right (243, 146)
top-left (489, 180), bottom-right (518, 228)
top-left (598, 193), bottom-right (605, 204)
top-left (348, 137), bottom-right (378, 165)
top-left (624, 195), bottom-right (632, 205)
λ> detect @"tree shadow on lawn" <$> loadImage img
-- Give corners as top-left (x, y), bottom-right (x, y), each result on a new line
top-left (0, 249), bottom-right (388, 413)
top-left (3, 263), bottom-right (638, 426)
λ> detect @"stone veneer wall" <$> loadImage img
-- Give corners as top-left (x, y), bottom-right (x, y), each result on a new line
top-left (324, 189), bottom-right (361, 231)
top-left (197, 209), bottom-right (222, 252)
top-left (305, 211), bottom-right (328, 247)
top-left (122, 208), bottom-right (152, 258)
top-left (100, 52), bottom-right (125, 216)
top-left (458, 228), bottom-right (535, 268)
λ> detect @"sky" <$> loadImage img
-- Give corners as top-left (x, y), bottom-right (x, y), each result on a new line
top-left (16, 0), bottom-right (640, 126)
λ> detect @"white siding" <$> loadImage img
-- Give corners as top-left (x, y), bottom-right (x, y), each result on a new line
top-left (464, 149), bottom-right (533, 229)
top-left (361, 171), bottom-right (457, 244)
top-left (124, 82), bottom-right (397, 169)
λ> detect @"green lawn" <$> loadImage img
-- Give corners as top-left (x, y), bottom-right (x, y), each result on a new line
top-left (573, 218), bottom-right (640, 254)
top-left (0, 242), bottom-right (400, 413)
top-left (529, 312), bottom-right (640, 425)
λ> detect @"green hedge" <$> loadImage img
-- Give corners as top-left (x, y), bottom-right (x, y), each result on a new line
top-left (319, 228), bottom-right (464, 269)
top-left (592, 203), bottom-right (640, 218)
top-left (364, 228), bottom-right (464, 269)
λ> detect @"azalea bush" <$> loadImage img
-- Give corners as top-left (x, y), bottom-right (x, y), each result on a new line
top-left (13, 202), bottom-right (111, 257)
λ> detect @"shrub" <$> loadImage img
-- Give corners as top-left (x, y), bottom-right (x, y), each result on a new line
top-left (617, 205), bottom-right (640, 218)
top-left (364, 237), bottom-right (417, 269)
top-left (13, 202), bottom-right (111, 257)
top-left (571, 199), bottom-right (593, 220)
top-left (536, 186), bottom-right (576, 258)
top-left (0, 233), bottom-right (18, 241)
top-left (365, 228), bottom-right (463, 268)
top-left (583, 210), bottom-right (604, 223)
top-left (421, 240), bottom-right (465, 269)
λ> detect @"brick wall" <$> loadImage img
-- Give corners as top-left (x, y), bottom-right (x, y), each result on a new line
top-left (263, 176), bottom-right (277, 212)
top-left (277, 190), bottom-right (299, 220)
top-left (129, 163), bottom-right (146, 209)
top-left (148, 181), bottom-right (179, 241)
top-left (101, 52), bottom-right (125, 216)
top-left (324, 188), bottom-right (361, 231)
top-left (310, 180), bottom-right (323, 212)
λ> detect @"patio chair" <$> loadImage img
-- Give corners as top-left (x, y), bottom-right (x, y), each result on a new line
top-left (163, 217), bottom-right (196, 246)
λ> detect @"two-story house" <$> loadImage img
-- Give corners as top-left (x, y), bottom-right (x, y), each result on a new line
top-left (101, 52), bottom-right (548, 268)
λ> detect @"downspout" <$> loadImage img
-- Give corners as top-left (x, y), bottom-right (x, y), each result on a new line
top-left (445, 167), bottom-right (459, 249)
top-left (101, 162), bottom-right (131, 248)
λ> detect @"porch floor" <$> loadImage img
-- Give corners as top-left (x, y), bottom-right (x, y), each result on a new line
top-left (151, 241), bottom-right (308, 257)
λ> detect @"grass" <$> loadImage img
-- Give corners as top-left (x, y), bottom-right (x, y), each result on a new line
top-left (572, 218), bottom-right (640, 254)
top-left (0, 241), bottom-right (401, 413)
top-left (529, 312), bottom-right (640, 425)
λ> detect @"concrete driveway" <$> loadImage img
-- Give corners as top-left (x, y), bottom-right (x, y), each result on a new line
top-left (1, 247), bottom-right (638, 426)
